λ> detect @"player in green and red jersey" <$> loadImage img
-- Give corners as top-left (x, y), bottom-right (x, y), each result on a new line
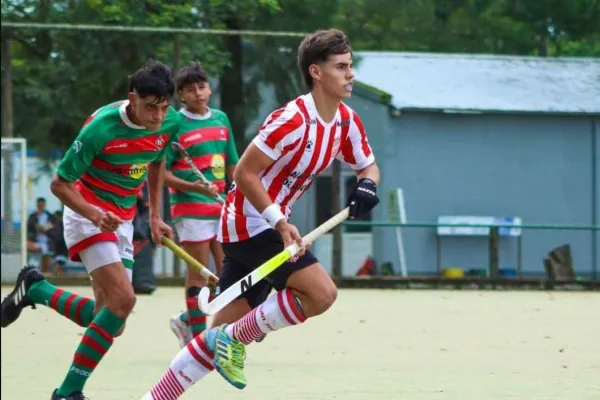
top-left (0, 60), bottom-right (178, 400)
top-left (165, 62), bottom-right (239, 347)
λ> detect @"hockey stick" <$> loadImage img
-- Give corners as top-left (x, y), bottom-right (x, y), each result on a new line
top-left (160, 236), bottom-right (219, 288)
top-left (197, 207), bottom-right (350, 315)
top-left (171, 141), bottom-right (225, 204)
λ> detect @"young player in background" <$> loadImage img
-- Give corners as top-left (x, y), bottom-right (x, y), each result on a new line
top-left (140, 29), bottom-right (380, 399)
top-left (165, 61), bottom-right (239, 347)
top-left (1, 60), bottom-right (178, 400)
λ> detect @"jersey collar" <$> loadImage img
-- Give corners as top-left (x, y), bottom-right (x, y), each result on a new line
top-left (180, 107), bottom-right (212, 120)
top-left (119, 101), bottom-right (146, 129)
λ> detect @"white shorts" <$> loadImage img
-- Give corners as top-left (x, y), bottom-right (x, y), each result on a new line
top-left (63, 206), bottom-right (134, 279)
top-left (175, 219), bottom-right (219, 244)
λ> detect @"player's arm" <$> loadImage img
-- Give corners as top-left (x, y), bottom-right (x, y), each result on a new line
top-left (234, 107), bottom-right (305, 249)
top-left (234, 143), bottom-right (276, 215)
top-left (50, 128), bottom-right (117, 229)
top-left (356, 162), bottom-right (380, 185)
top-left (147, 158), bottom-right (173, 242)
top-left (164, 170), bottom-right (218, 196)
top-left (339, 111), bottom-right (380, 219)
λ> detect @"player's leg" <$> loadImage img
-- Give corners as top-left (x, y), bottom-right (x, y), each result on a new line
top-left (169, 219), bottom-right (216, 347)
top-left (0, 207), bottom-right (105, 329)
top-left (50, 211), bottom-right (136, 399)
top-left (211, 231), bottom-right (336, 389)
top-left (209, 233), bottom-right (224, 277)
top-left (51, 247), bottom-right (134, 398)
top-left (140, 253), bottom-right (269, 399)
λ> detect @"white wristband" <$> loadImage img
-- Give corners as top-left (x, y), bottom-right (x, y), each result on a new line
top-left (261, 204), bottom-right (285, 229)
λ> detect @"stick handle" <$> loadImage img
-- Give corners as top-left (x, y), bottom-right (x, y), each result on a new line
top-left (171, 142), bottom-right (225, 204)
top-left (160, 236), bottom-right (218, 286)
top-left (286, 207), bottom-right (350, 257)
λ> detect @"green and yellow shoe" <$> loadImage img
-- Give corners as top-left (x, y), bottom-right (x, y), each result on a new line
top-left (205, 324), bottom-right (247, 389)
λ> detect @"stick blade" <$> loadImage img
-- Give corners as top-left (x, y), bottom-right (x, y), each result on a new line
top-left (198, 287), bottom-right (214, 315)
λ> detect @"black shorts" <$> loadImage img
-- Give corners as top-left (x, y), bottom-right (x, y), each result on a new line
top-left (218, 229), bottom-right (318, 309)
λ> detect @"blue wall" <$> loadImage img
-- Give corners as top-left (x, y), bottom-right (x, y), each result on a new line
top-left (368, 112), bottom-right (598, 276)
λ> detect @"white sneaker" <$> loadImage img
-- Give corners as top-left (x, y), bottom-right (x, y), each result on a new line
top-left (169, 313), bottom-right (191, 348)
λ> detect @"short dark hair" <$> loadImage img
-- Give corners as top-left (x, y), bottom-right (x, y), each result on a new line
top-left (297, 29), bottom-right (352, 90)
top-left (36, 197), bottom-right (46, 203)
top-left (176, 61), bottom-right (209, 91)
top-left (128, 59), bottom-right (175, 103)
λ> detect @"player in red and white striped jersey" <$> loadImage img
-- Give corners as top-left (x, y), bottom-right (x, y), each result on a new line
top-left (140, 29), bottom-right (381, 399)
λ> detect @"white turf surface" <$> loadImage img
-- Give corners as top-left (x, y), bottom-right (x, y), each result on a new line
top-left (1, 287), bottom-right (599, 400)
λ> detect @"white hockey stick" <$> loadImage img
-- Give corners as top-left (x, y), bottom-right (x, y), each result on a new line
top-left (198, 207), bottom-right (350, 315)
top-left (171, 141), bottom-right (225, 204)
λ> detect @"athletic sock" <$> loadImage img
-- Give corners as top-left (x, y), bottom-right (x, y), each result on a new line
top-left (185, 287), bottom-right (206, 336)
top-left (178, 311), bottom-right (188, 325)
top-left (142, 334), bottom-right (214, 400)
top-left (28, 280), bottom-right (95, 327)
top-left (56, 307), bottom-right (125, 396)
top-left (225, 288), bottom-right (307, 344)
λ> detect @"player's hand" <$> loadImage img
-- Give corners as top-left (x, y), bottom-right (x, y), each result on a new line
top-left (93, 211), bottom-right (123, 233)
top-left (150, 216), bottom-right (173, 246)
top-left (275, 220), bottom-right (306, 257)
top-left (194, 182), bottom-right (220, 198)
top-left (346, 178), bottom-right (380, 219)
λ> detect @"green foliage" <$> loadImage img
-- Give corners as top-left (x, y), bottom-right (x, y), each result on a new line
top-left (2, 0), bottom-right (598, 159)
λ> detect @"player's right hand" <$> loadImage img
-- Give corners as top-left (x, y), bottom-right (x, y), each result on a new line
top-left (94, 211), bottom-right (123, 233)
top-left (195, 182), bottom-right (220, 197)
top-left (275, 220), bottom-right (306, 257)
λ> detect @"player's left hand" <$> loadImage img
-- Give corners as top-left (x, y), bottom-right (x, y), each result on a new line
top-left (346, 178), bottom-right (379, 219)
top-left (150, 217), bottom-right (173, 246)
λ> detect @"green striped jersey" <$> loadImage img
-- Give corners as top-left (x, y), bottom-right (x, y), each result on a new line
top-left (166, 107), bottom-right (239, 222)
top-left (56, 100), bottom-right (181, 220)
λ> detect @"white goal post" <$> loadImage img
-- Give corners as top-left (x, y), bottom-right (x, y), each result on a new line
top-left (1, 137), bottom-right (28, 282)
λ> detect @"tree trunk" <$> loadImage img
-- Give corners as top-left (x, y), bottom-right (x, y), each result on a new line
top-left (220, 17), bottom-right (246, 154)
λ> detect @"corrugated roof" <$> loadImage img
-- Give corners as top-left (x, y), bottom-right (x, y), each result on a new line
top-left (353, 51), bottom-right (600, 115)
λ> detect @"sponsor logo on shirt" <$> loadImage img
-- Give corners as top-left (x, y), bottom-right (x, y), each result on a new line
top-left (107, 163), bottom-right (149, 179)
top-left (73, 140), bottom-right (83, 153)
top-left (211, 154), bottom-right (225, 180)
top-left (184, 133), bottom-right (202, 143)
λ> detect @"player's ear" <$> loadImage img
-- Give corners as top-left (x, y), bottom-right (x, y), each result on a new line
top-left (309, 64), bottom-right (321, 83)
top-left (128, 92), bottom-right (136, 107)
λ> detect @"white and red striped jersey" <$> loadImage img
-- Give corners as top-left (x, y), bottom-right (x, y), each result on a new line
top-left (218, 93), bottom-right (375, 243)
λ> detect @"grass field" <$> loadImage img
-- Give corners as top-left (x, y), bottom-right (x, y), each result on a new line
top-left (1, 287), bottom-right (599, 400)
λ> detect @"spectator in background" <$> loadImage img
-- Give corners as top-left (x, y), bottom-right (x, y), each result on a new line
top-left (48, 210), bottom-right (68, 274)
top-left (26, 197), bottom-right (56, 273)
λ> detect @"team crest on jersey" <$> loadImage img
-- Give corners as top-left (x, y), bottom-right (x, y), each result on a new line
top-left (156, 136), bottom-right (165, 148)
top-left (306, 139), bottom-right (314, 152)
top-left (72, 141), bottom-right (83, 153)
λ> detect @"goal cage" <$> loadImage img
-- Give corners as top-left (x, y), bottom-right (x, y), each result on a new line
top-left (1, 137), bottom-right (27, 283)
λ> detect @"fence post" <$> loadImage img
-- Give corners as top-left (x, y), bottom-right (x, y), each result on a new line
top-left (489, 226), bottom-right (499, 279)
top-left (331, 159), bottom-right (342, 277)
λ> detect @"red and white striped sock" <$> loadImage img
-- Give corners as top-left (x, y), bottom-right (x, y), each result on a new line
top-left (141, 334), bottom-right (214, 400)
top-left (225, 288), bottom-right (307, 344)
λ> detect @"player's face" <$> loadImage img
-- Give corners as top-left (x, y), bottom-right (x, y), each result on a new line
top-left (179, 82), bottom-right (211, 113)
top-left (129, 93), bottom-right (171, 131)
top-left (319, 52), bottom-right (355, 99)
